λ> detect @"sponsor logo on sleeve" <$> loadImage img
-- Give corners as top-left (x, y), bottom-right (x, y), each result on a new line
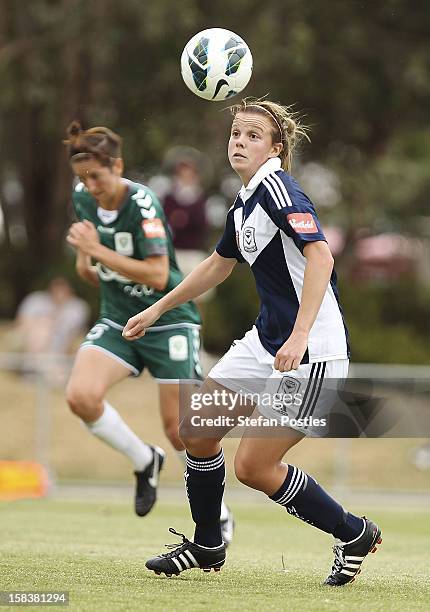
top-left (141, 218), bottom-right (166, 239)
top-left (287, 213), bottom-right (318, 233)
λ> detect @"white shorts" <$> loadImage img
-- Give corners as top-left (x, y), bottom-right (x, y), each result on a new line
top-left (209, 326), bottom-right (349, 436)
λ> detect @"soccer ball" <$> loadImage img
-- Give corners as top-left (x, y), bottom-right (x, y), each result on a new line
top-left (180, 28), bottom-right (253, 101)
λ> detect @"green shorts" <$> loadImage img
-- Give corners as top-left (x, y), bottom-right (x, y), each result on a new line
top-left (80, 317), bottom-right (202, 382)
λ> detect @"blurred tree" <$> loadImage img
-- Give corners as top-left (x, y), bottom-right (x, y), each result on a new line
top-left (0, 0), bottom-right (103, 304)
top-left (0, 0), bottom-right (429, 344)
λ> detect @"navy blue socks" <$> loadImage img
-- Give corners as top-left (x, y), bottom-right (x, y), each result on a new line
top-left (185, 454), bottom-right (364, 546)
top-left (270, 465), bottom-right (364, 541)
top-left (185, 450), bottom-right (225, 547)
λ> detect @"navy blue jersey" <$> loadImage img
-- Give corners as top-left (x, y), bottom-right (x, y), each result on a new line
top-left (216, 158), bottom-right (349, 362)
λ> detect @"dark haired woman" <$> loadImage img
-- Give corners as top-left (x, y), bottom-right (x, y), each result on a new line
top-left (63, 122), bottom-right (234, 543)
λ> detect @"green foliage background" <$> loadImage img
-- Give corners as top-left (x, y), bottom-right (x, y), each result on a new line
top-left (1, 0), bottom-right (430, 362)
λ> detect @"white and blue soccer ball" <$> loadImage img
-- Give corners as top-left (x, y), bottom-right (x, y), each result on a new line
top-left (180, 28), bottom-right (253, 101)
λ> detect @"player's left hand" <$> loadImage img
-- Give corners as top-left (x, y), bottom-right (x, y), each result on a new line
top-left (67, 220), bottom-right (100, 255)
top-left (274, 331), bottom-right (308, 372)
top-left (122, 304), bottom-right (162, 341)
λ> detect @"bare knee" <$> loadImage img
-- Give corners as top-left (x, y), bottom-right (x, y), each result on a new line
top-left (163, 421), bottom-right (184, 452)
top-left (179, 435), bottom-right (206, 453)
top-left (66, 381), bottom-right (104, 422)
top-left (180, 435), bottom-right (219, 457)
top-left (234, 455), bottom-right (265, 490)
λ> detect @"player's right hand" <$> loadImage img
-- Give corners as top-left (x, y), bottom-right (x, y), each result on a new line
top-left (122, 307), bottom-right (160, 341)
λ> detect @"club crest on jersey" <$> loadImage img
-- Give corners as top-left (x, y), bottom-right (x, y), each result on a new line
top-left (287, 213), bottom-right (318, 233)
top-left (114, 232), bottom-right (134, 256)
top-left (142, 218), bottom-right (166, 239)
top-left (243, 226), bottom-right (257, 252)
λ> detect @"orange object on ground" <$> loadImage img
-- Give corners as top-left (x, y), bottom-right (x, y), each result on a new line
top-left (0, 461), bottom-right (49, 500)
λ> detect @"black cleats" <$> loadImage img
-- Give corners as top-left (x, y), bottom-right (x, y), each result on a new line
top-left (220, 506), bottom-right (235, 548)
top-left (134, 446), bottom-right (165, 517)
top-left (146, 528), bottom-right (226, 576)
top-left (324, 517), bottom-right (382, 586)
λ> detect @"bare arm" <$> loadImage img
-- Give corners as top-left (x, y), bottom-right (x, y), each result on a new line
top-left (123, 251), bottom-right (237, 339)
top-left (67, 220), bottom-right (169, 291)
top-left (75, 249), bottom-right (99, 287)
top-left (274, 240), bottom-right (334, 372)
top-left (90, 244), bottom-right (169, 291)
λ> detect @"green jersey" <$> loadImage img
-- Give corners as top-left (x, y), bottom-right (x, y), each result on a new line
top-left (72, 179), bottom-right (201, 328)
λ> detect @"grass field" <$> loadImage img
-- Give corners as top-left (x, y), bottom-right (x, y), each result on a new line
top-left (1, 495), bottom-right (429, 611)
top-left (1, 340), bottom-right (430, 611)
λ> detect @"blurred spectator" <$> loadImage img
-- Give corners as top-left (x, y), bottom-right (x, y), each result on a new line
top-left (162, 156), bottom-right (209, 277)
top-left (148, 149), bottom-right (216, 305)
top-left (353, 233), bottom-right (423, 282)
top-left (13, 277), bottom-right (89, 380)
top-left (163, 158), bottom-right (208, 250)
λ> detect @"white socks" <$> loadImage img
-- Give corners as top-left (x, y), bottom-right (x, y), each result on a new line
top-left (176, 449), bottom-right (187, 465)
top-left (176, 450), bottom-right (230, 521)
top-left (86, 401), bottom-right (153, 471)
